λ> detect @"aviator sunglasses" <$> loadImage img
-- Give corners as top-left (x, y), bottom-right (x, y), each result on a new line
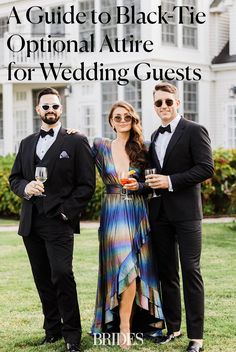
top-left (39, 104), bottom-right (61, 111)
top-left (113, 115), bottom-right (133, 123)
top-left (154, 99), bottom-right (174, 108)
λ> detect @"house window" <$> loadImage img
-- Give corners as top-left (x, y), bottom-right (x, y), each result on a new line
top-left (79, 0), bottom-right (95, 43)
top-left (50, 6), bottom-right (65, 36)
top-left (0, 17), bottom-right (8, 38)
top-left (123, 0), bottom-right (141, 41)
top-left (16, 92), bottom-right (27, 101)
top-left (101, 0), bottom-right (117, 48)
top-left (32, 88), bottom-right (67, 132)
top-left (183, 82), bottom-right (198, 121)
top-left (80, 105), bottom-right (95, 144)
top-left (101, 82), bottom-right (118, 138)
top-left (14, 110), bottom-right (28, 152)
top-left (0, 94), bottom-right (3, 139)
top-left (81, 83), bottom-right (94, 96)
top-left (162, 0), bottom-right (177, 46)
top-left (182, 0), bottom-right (197, 48)
top-left (15, 110), bottom-right (27, 141)
top-left (227, 104), bottom-right (236, 148)
top-left (31, 9), bottom-right (45, 36)
top-left (124, 81), bottom-right (142, 120)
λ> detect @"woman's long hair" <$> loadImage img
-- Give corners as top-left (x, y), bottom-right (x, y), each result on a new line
top-left (108, 101), bottom-right (148, 169)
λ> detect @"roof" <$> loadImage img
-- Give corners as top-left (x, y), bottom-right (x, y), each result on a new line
top-left (210, 0), bottom-right (223, 8)
top-left (212, 41), bottom-right (236, 64)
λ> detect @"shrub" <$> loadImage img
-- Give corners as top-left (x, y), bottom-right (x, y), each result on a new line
top-left (202, 148), bottom-right (236, 215)
top-left (0, 148), bottom-right (235, 220)
top-left (81, 170), bottom-right (105, 220)
top-left (0, 155), bottom-right (22, 217)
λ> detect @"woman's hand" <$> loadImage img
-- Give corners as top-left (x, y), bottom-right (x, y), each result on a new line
top-left (123, 177), bottom-right (139, 191)
top-left (66, 128), bottom-right (80, 134)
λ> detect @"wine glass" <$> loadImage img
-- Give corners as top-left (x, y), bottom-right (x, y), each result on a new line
top-left (119, 171), bottom-right (132, 201)
top-left (145, 168), bottom-right (161, 198)
top-left (35, 167), bottom-right (47, 197)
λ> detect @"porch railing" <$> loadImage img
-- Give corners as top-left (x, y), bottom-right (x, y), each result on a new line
top-left (1, 33), bottom-right (72, 67)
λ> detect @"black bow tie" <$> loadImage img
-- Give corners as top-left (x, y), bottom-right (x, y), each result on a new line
top-left (40, 128), bottom-right (54, 138)
top-left (158, 125), bottom-right (171, 134)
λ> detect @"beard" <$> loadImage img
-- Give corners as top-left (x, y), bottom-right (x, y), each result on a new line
top-left (41, 112), bottom-right (60, 125)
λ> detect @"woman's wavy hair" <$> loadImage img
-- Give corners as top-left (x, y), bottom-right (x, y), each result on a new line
top-left (108, 101), bottom-right (148, 169)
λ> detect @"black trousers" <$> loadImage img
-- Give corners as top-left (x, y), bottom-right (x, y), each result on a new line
top-left (23, 211), bottom-right (81, 344)
top-left (150, 202), bottom-right (204, 339)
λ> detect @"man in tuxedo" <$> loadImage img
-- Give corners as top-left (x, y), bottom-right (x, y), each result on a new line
top-left (9, 87), bottom-right (95, 352)
top-left (146, 83), bottom-right (214, 352)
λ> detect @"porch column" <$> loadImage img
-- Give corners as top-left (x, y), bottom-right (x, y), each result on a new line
top-left (3, 83), bottom-right (14, 154)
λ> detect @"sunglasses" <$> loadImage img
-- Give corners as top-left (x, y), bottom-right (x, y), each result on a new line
top-left (113, 115), bottom-right (133, 123)
top-left (39, 104), bottom-right (61, 111)
top-left (154, 99), bottom-right (174, 108)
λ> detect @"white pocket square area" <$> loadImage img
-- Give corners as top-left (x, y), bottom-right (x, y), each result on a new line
top-left (59, 151), bottom-right (70, 159)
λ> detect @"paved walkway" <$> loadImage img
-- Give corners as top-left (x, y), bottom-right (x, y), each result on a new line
top-left (202, 217), bottom-right (235, 224)
top-left (0, 221), bottom-right (100, 232)
top-left (0, 218), bottom-right (235, 232)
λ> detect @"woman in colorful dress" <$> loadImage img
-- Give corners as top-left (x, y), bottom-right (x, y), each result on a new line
top-left (91, 101), bottom-right (164, 348)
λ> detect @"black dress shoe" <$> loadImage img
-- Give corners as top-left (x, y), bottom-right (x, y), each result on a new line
top-left (143, 329), bottom-right (163, 341)
top-left (155, 332), bottom-right (183, 344)
top-left (65, 343), bottom-right (81, 352)
top-left (186, 341), bottom-right (204, 352)
top-left (40, 335), bottom-right (62, 344)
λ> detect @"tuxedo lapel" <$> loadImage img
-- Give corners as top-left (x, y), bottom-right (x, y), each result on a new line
top-left (27, 133), bottom-right (40, 180)
top-left (162, 117), bottom-right (186, 169)
top-left (39, 127), bottom-right (66, 178)
top-left (150, 130), bottom-right (162, 171)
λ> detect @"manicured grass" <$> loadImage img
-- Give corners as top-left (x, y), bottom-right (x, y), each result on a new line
top-left (0, 224), bottom-right (235, 351)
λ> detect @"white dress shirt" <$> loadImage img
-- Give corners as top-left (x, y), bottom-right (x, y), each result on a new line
top-left (24, 122), bottom-right (68, 222)
top-left (36, 122), bottom-right (61, 160)
top-left (155, 114), bottom-right (181, 191)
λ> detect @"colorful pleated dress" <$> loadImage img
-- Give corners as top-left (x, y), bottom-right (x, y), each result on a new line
top-left (91, 138), bottom-right (164, 334)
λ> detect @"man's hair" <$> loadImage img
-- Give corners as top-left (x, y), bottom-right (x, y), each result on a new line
top-left (153, 82), bottom-right (178, 98)
top-left (37, 87), bottom-right (61, 104)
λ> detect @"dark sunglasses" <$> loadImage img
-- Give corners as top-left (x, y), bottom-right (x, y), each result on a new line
top-left (154, 99), bottom-right (174, 108)
top-left (113, 115), bottom-right (133, 123)
top-left (39, 104), bottom-right (61, 111)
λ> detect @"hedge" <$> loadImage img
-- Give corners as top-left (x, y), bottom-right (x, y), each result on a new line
top-left (201, 148), bottom-right (236, 216)
top-left (0, 148), bottom-right (235, 220)
top-left (0, 156), bottom-right (22, 218)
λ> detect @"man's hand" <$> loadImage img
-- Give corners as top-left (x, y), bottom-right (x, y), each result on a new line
top-left (25, 180), bottom-right (44, 196)
top-left (145, 174), bottom-right (169, 189)
top-left (123, 177), bottom-right (139, 191)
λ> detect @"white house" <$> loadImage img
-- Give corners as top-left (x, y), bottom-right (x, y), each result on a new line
top-left (0, 0), bottom-right (235, 155)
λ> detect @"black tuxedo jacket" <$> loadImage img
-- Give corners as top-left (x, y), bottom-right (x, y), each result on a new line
top-left (9, 127), bottom-right (95, 236)
top-left (149, 117), bottom-right (214, 221)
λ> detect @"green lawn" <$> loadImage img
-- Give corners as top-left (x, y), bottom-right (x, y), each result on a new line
top-left (0, 224), bottom-right (235, 352)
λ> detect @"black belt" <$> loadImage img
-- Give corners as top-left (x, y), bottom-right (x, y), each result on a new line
top-left (105, 184), bottom-right (122, 194)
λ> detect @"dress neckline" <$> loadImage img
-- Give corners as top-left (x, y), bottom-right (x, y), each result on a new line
top-left (109, 139), bottom-right (130, 179)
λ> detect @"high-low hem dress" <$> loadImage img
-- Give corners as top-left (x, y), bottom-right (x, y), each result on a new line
top-left (91, 138), bottom-right (164, 334)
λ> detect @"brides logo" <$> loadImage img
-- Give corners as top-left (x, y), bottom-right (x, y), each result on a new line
top-left (93, 332), bottom-right (144, 346)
